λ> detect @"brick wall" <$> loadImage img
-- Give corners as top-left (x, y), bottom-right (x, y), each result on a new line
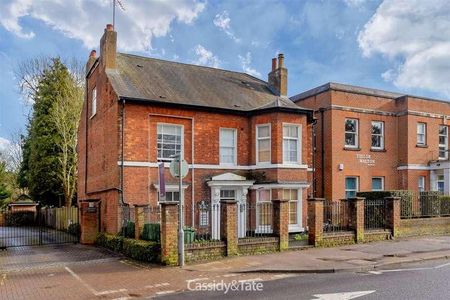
top-left (399, 217), bottom-right (450, 237)
top-left (237, 237), bottom-right (280, 255)
top-left (185, 241), bottom-right (226, 263)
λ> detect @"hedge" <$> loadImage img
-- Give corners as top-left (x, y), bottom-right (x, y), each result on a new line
top-left (95, 233), bottom-right (160, 263)
top-left (141, 223), bottom-right (160, 242)
top-left (357, 190), bottom-right (415, 217)
top-left (6, 211), bottom-right (36, 226)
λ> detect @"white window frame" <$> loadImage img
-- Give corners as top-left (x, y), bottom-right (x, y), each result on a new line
top-left (345, 176), bottom-right (359, 199)
top-left (90, 87), bottom-right (97, 118)
top-left (344, 118), bottom-right (359, 148)
top-left (219, 128), bottom-right (237, 166)
top-left (418, 176), bottom-right (426, 192)
top-left (282, 123), bottom-right (302, 164)
top-left (256, 189), bottom-right (272, 233)
top-left (159, 191), bottom-right (179, 202)
top-left (417, 122), bottom-right (427, 146)
top-left (371, 121), bottom-right (384, 150)
top-left (157, 123), bottom-right (184, 161)
top-left (220, 189), bottom-right (236, 201)
top-left (256, 124), bottom-right (271, 164)
top-left (283, 188), bottom-right (302, 232)
top-left (371, 177), bottom-right (384, 191)
top-left (439, 125), bottom-right (448, 160)
top-left (438, 175), bottom-right (445, 193)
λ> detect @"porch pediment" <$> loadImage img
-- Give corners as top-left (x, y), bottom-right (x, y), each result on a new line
top-left (210, 172), bottom-right (246, 181)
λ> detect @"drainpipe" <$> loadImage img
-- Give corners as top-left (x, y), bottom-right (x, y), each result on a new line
top-left (319, 107), bottom-right (326, 198)
top-left (120, 98), bottom-right (129, 233)
top-left (84, 78), bottom-right (89, 195)
top-left (311, 118), bottom-right (318, 198)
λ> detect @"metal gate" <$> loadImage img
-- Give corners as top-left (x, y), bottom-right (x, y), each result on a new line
top-left (0, 206), bottom-right (80, 248)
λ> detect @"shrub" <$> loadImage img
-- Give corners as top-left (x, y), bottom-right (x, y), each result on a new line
top-left (440, 196), bottom-right (450, 216)
top-left (120, 221), bottom-right (135, 238)
top-left (141, 223), bottom-right (160, 242)
top-left (67, 223), bottom-right (81, 237)
top-left (420, 191), bottom-right (441, 217)
top-left (95, 233), bottom-right (160, 263)
top-left (6, 211), bottom-right (36, 226)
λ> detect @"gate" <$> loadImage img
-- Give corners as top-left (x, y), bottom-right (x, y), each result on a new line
top-left (0, 206), bottom-right (80, 248)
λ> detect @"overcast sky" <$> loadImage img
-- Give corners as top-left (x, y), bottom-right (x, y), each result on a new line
top-left (1, 0), bottom-right (450, 150)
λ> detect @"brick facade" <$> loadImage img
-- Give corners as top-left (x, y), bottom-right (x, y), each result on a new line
top-left (293, 84), bottom-right (450, 200)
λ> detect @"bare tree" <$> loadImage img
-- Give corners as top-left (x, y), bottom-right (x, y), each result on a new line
top-left (15, 56), bottom-right (52, 105)
top-left (50, 75), bottom-right (84, 207)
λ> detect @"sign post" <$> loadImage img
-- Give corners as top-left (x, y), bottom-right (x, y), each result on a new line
top-left (169, 154), bottom-right (189, 267)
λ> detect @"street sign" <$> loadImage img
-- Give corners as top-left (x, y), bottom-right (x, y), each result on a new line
top-left (169, 158), bottom-right (189, 178)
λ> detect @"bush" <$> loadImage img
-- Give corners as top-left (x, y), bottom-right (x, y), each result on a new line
top-left (6, 211), bottom-right (36, 226)
top-left (141, 223), bottom-right (160, 242)
top-left (67, 223), bottom-right (81, 237)
top-left (95, 233), bottom-right (160, 263)
top-left (440, 196), bottom-right (450, 216)
top-left (120, 221), bottom-right (135, 238)
top-left (420, 191), bottom-right (441, 217)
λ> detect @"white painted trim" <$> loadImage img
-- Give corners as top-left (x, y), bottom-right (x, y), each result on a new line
top-left (397, 164), bottom-right (431, 170)
top-left (207, 180), bottom-right (255, 187)
top-left (153, 184), bottom-right (189, 191)
top-left (344, 118), bottom-right (359, 148)
top-left (256, 123), bottom-right (271, 165)
top-left (117, 161), bottom-right (309, 170)
top-left (250, 183), bottom-right (310, 189)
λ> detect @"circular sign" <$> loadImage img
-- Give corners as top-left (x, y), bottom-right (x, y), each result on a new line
top-left (169, 159), bottom-right (189, 178)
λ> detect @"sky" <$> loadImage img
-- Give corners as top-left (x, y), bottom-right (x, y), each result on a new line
top-left (1, 0), bottom-right (450, 151)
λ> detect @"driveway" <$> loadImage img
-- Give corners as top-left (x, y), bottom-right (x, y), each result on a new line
top-left (0, 244), bottom-right (288, 299)
top-left (0, 226), bottom-right (77, 248)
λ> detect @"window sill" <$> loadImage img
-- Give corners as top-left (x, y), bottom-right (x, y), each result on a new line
top-left (89, 113), bottom-right (96, 120)
top-left (370, 148), bottom-right (386, 152)
top-left (416, 144), bottom-right (428, 148)
top-left (343, 147), bottom-right (361, 151)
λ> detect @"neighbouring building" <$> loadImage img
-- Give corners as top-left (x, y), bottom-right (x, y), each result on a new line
top-left (77, 25), bottom-right (314, 236)
top-left (292, 83), bottom-right (450, 201)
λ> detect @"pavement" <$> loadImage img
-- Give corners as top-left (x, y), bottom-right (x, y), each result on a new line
top-left (2, 235), bottom-right (450, 299)
top-left (185, 235), bottom-right (450, 274)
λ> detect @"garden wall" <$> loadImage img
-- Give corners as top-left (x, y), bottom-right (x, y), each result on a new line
top-left (399, 217), bottom-right (450, 237)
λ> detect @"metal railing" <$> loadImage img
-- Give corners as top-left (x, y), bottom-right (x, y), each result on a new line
top-left (323, 200), bottom-right (350, 233)
top-left (401, 191), bottom-right (450, 219)
top-left (182, 201), bottom-right (221, 244)
top-left (244, 202), bottom-right (274, 238)
top-left (364, 199), bottom-right (387, 230)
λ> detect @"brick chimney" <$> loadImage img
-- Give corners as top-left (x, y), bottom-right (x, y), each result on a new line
top-left (100, 24), bottom-right (117, 69)
top-left (268, 53), bottom-right (288, 96)
top-left (85, 50), bottom-right (97, 76)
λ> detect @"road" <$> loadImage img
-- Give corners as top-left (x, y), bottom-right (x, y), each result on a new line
top-left (159, 259), bottom-right (450, 300)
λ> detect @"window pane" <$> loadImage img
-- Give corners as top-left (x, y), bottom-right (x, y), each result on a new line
top-left (258, 125), bottom-right (270, 138)
top-left (345, 119), bottom-right (356, 132)
top-left (372, 136), bottom-right (381, 148)
top-left (439, 126), bottom-right (447, 135)
top-left (289, 201), bottom-right (298, 224)
top-left (372, 178), bottom-right (383, 190)
top-left (372, 122), bottom-right (382, 134)
top-left (157, 124), bottom-right (182, 159)
top-left (220, 129), bottom-right (235, 147)
top-left (345, 133), bottom-right (356, 146)
top-left (258, 190), bottom-right (270, 202)
top-left (346, 178), bottom-right (356, 189)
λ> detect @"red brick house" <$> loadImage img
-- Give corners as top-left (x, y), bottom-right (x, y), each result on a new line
top-left (292, 83), bottom-right (450, 200)
top-left (77, 25), bottom-right (314, 237)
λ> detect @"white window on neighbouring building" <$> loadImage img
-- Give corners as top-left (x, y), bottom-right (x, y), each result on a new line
top-left (256, 124), bottom-right (271, 163)
top-left (220, 128), bottom-right (237, 165)
top-left (157, 123), bottom-right (183, 161)
top-left (372, 177), bottom-right (384, 191)
top-left (345, 177), bottom-right (359, 198)
top-left (283, 189), bottom-right (300, 226)
top-left (91, 87), bottom-right (97, 118)
top-left (371, 121), bottom-right (384, 150)
top-left (439, 125), bottom-right (448, 160)
top-left (344, 119), bottom-right (358, 148)
top-left (418, 176), bottom-right (426, 192)
top-left (283, 124), bottom-right (301, 164)
top-left (417, 123), bottom-right (427, 146)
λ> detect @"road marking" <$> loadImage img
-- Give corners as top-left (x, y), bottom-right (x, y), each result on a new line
top-left (65, 266), bottom-right (127, 296)
top-left (369, 261), bottom-right (450, 275)
top-left (238, 278), bottom-right (262, 283)
top-left (0, 274), bottom-right (6, 286)
top-left (311, 290), bottom-right (376, 300)
top-left (186, 277), bottom-right (209, 283)
top-left (155, 290), bottom-right (175, 295)
top-left (222, 273), bottom-right (239, 277)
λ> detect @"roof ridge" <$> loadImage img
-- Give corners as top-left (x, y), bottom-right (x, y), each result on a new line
top-left (117, 52), bottom-right (269, 85)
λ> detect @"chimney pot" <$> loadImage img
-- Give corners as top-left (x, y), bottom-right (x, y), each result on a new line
top-left (278, 53), bottom-right (285, 68)
top-left (89, 50), bottom-right (97, 58)
top-left (271, 58), bottom-right (277, 71)
top-left (106, 24), bottom-right (114, 31)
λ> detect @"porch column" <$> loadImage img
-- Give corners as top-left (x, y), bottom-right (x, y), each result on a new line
top-left (211, 187), bottom-right (221, 240)
top-left (444, 169), bottom-right (450, 195)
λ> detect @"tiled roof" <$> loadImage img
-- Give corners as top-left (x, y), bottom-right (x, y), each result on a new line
top-left (106, 53), bottom-right (311, 113)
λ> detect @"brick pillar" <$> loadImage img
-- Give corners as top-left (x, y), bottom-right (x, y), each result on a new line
top-left (385, 196), bottom-right (401, 238)
top-left (221, 200), bottom-right (238, 256)
top-left (134, 205), bottom-right (146, 240)
top-left (348, 197), bottom-right (365, 243)
top-left (307, 198), bottom-right (324, 247)
top-left (80, 201), bottom-right (99, 244)
top-left (160, 202), bottom-right (179, 266)
top-left (273, 199), bottom-right (289, 251)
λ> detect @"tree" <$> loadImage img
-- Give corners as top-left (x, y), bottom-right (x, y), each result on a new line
top-left (50, 74), bottom-right (83, 207)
